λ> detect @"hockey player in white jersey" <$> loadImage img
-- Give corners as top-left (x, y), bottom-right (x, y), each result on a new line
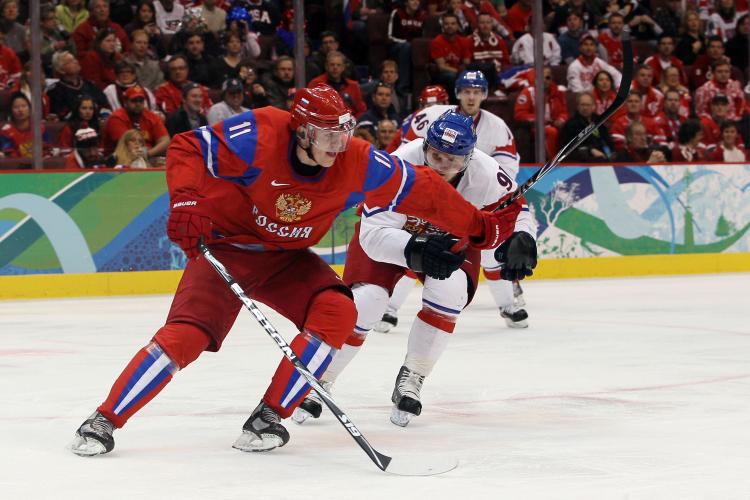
top-left (376, 70), bottom-right (529, 334)
top-left (293, 111), bottom-right (537, 426)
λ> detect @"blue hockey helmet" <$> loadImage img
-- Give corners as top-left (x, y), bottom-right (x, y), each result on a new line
top-left (423, 110), bottom-right (476, 177)
top-left (455, 70), bottom-right (489, 97)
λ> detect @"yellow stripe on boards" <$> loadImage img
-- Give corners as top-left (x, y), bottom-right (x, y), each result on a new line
top-left (0, 254), bottom-right (748, 300)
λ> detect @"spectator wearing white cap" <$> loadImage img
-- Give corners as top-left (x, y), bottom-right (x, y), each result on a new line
top-left (207, 78), bottom-right (249, 125)
top-left (64, 127), bottom-right (105, 168)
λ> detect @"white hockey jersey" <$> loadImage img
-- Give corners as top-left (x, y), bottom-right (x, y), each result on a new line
top-left (397, 104), bottom-right (521, 178)
top-left (359, 139), bottom-right (536, 267)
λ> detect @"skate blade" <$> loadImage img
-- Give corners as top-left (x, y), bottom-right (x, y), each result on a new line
top-left (390, 406), bottom-right (414, 427)
top-left (372, 321), bottom-right (394, 333)
top-left (232, 430), bottom-right (283, 452)
top-left (504, 318), bottom-right (528, 329)
top-left (291, 407), bottom-right (314, 425)
top-left (384, 453), bottom-right (459, 476)
top-left (69, 435), bottom-right (107, 456)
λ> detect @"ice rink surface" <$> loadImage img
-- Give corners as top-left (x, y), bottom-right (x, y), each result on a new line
top-left (1, 273), bottom-right (749, 500)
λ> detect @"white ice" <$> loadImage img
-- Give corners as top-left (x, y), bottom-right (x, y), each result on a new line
top-left (1, 273), bottom-right (749, 500)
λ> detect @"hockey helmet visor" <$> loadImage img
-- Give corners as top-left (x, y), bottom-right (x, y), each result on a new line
top-left (305, 114), bottom-right (357, 153)
top-left (423, 111), bottom-right (476, 176)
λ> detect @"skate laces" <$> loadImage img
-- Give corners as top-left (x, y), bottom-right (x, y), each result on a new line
top-left (84, 412), bottom-right (114, 437)
top-left (252, 403), bottom-right (281, 430)
top-left (397, 368), bottom-right (424, 399)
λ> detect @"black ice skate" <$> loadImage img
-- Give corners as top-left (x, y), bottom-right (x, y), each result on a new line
top-left (233, 401), bottom-right (290, 452)
top-left (390, 365), bottom-right (425, 427)
top-left (373, 312), bottom-right (398, 333)
top-left (501, 307), bottom-right (529, 328)
top-left (291, 381), bottom-right (332, 425)
top-left (70, 411), bottom-right (115, 456)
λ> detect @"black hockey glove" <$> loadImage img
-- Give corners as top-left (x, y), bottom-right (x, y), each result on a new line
top-left (494, 231), bottom-right (537, 281)
top-left (404, 233), bottom-right (466, 280)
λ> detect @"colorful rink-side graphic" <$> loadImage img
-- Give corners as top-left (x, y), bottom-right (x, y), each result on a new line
top-left (1, 164), bottom-right (749, 276)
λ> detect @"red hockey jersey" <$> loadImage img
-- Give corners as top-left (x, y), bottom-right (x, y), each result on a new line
top-left (166, 106), bottom-right (487, 251)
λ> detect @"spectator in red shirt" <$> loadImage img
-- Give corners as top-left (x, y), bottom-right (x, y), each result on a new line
top-left (387, 0), bottom-right (424, 94)
top-left (513, 67), bottom-right (568, 158)
top-left (468, 12), bottom-right (510, 83)
top-left (73, 0), bottom-right (130, 56)
top-left (80, 28), bottom-right (123, 90)
top-left (657, 66), bottom-right (692, 120)
top-left (461, 0), bottom-right (506, 34)
top-left (699, 94), bottom-right (732, 147)
top-left (708, 121), bottom-right (747, 161)
top-left (593, 70), bottom-right (618, 117)
top-left (505, 0), bottom-right (532, 38)
top-left (631, 64), bottom-right (664, 118)
top-left (688, 36), bottom-right (726, 89)
top-left (0, 93), bottom-right (48, 160)
top-left (308, 51), bottom-right (367, 117)
top-left (610, 91), bottom-right (668, 150)
top-left (654, 89), bottom-right (684, 148)
top-left (430, 12), bottom-right (471, 100)
top-left (671, 118), bottom-right (705, 162)
top-left (598, 13), bottom-right (626, 70)
top-left (645, 34), bottom-right (686, 85)
top-left (375, 118), bottom-right (399, 152)
top-left (64, 127), bottom-right (106, 169)
top-left (155, 54), bottom-right (212, 114)
top-left (695, 58), bottom-right (746, 121)
top-left (0, 30), bottom-right (21, 90)
top-left (102, 85), bottom-right (169, 157)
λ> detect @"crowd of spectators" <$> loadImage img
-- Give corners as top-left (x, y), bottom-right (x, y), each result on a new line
top-left (0, 0), bottom-right (749, 168)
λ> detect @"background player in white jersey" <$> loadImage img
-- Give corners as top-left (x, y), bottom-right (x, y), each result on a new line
top-left (376, 70), bottom-right (529, 334)
top-left (293, 111), bottom-right (537, 427)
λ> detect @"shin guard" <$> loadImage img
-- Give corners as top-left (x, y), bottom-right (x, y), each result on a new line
top-left (98, 342), bottom-right (179, 428)
top-left (263, 332), bottom-right (335, 418)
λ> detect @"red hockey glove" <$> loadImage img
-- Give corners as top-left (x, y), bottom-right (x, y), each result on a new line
top-left (166, 193), bottom-right (212, 259)
top-left (469, 199), bottom-right (522, 250)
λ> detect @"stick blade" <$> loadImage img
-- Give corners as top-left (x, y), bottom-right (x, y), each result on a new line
top-left (383, 453), bottom-right (459, 476)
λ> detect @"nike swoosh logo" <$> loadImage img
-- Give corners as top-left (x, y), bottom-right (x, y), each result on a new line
top-left (271, 180), bottom-right (291, 187)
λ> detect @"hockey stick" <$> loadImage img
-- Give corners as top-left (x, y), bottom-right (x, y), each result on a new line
top-left (198, 240), bottom-right (457, 476)
top-left (450, 37), bottom-right (633, 253)
top-left (495, 34), bottom-right (633, 212)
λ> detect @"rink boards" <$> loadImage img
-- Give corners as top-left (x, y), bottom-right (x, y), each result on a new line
top-left (1, 163), bottom-right (749, 299)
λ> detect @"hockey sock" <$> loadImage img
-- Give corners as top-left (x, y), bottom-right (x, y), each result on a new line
top-left (263, 332), bottom-right (335, 418)
top-left (98, 342), bottom-right (179, 428)
top-left (484, 267), bottom-right (515, 312)
top-left (387, 274), bottom-right (417, 314)
top-left (318, 283), bottom-right (390, 383)
top-left (404, 308), bottom-right (455, 377)
top-left (320, 343), bottom-right (360, 384)
top-left (98, 324), bottom-right (209, 428)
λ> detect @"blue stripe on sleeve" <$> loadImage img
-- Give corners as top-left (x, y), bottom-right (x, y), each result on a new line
top-left (362, 147), bottom-right (397, 192)
top-left (342, 192), bottom-right (364, 211)
top-left (222, 111), bottom-right (258, 164)
top-left (390, 158), bottom-right (416, 211)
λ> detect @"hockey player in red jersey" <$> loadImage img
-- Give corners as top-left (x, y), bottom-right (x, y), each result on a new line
top-left (69, 84), bottom-right (522, 456)
top-left (292, 111), bottom-right (537, 427)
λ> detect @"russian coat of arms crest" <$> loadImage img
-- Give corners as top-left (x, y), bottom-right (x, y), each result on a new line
top-left (275, 193), bottom-right (312, 222)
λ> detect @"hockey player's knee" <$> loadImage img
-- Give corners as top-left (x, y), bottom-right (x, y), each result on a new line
top-left (352, 283), bottom-right (390, 331)
top-left (343, 328), bottom-right (367, 347)
top-left (304, 288), bottom-right (358, 349)
top-left (417, 306), bottom-right (458, 333)
top-left (483, 267), bottom-right (502, 281)
top-left (152, 323), bottom-right (210, 369)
